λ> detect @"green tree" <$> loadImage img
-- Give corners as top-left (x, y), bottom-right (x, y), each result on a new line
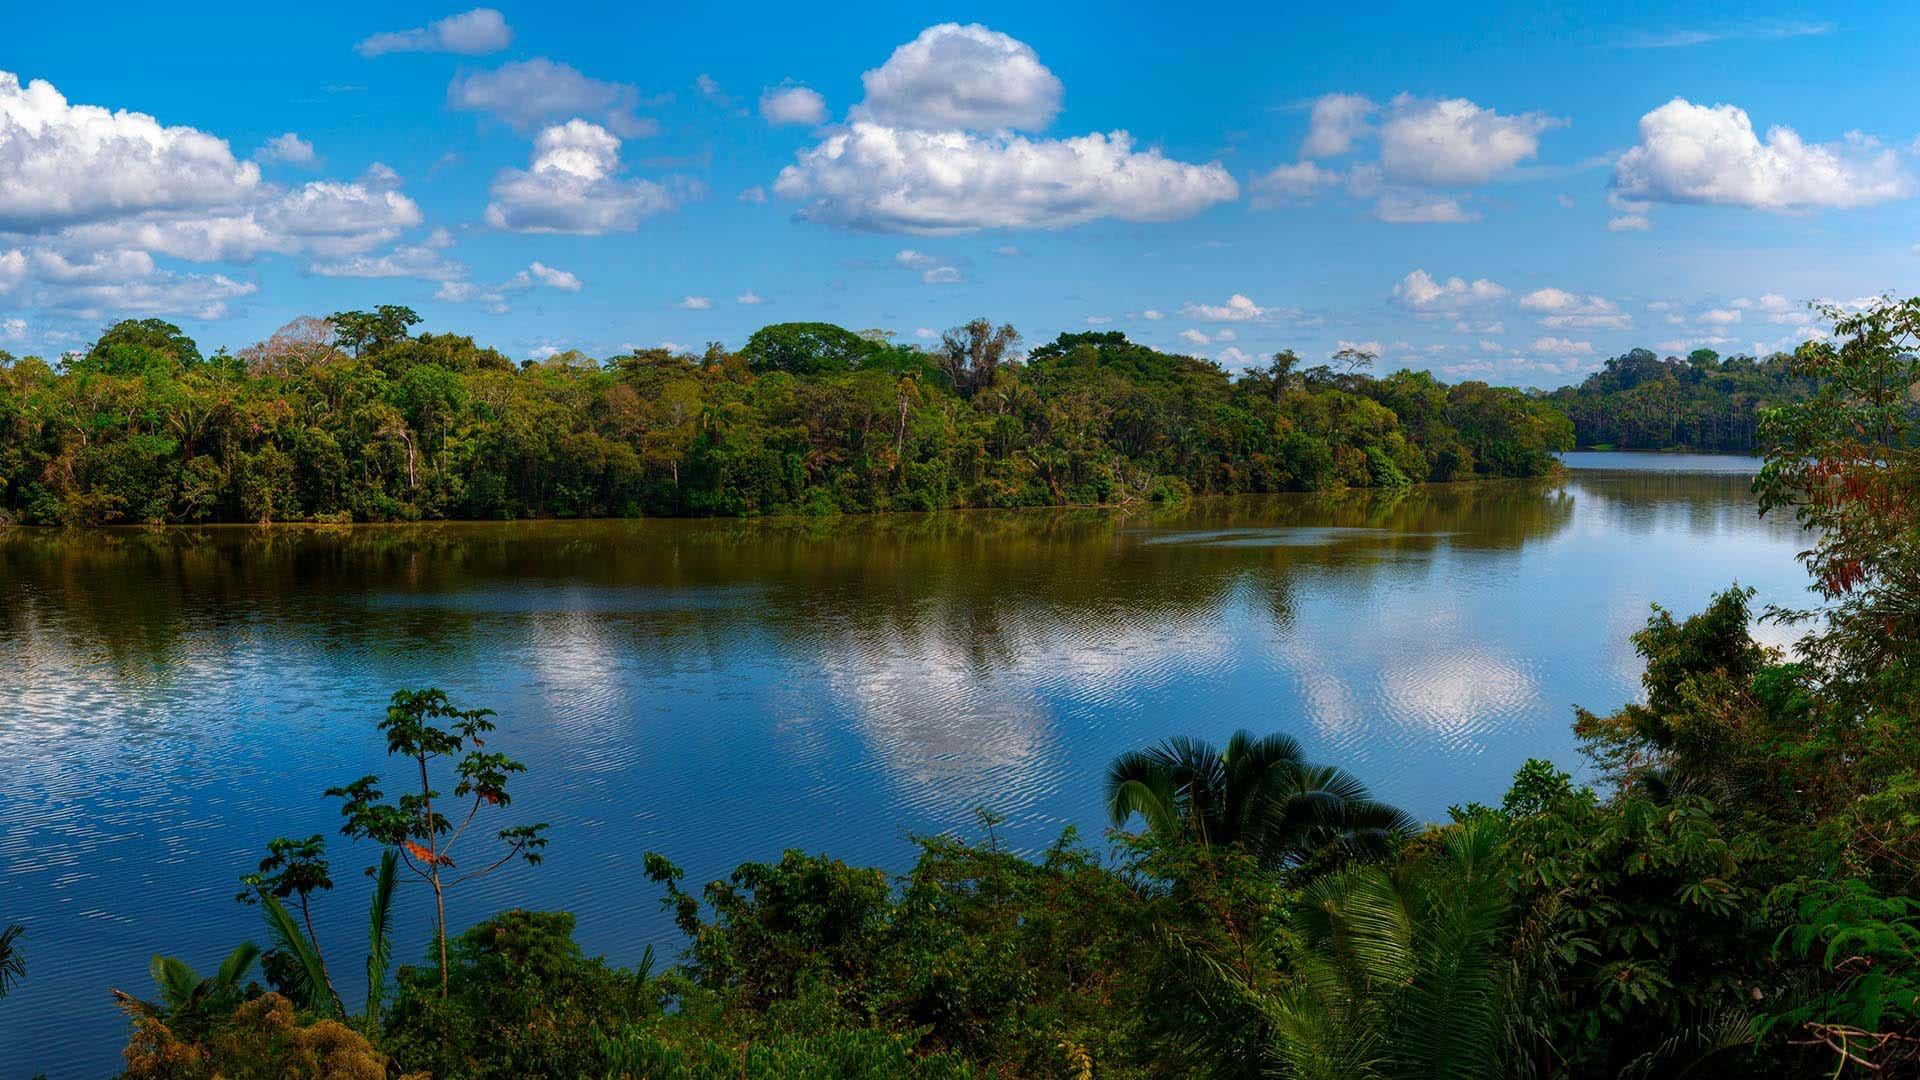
top-left (325, 690), bottom-right (548, 997)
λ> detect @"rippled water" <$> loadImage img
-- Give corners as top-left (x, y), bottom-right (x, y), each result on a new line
top-left (0, 457), bottom-right (1806, 1076)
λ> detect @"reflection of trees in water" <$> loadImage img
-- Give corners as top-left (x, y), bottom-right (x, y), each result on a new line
top-left (0, 482), bottom-right (1583, 687)
top-left (1558, 470), bottom-right (1793, 541)
top-left (0, 480), bottom-right (1589, 684)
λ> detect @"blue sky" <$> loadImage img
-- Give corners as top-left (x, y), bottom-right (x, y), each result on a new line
top-left (3, 2), bottom-right (1916, 386)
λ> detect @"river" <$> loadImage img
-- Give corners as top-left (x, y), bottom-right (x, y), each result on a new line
top-left (0, 454), bottom-right (1807, 1075)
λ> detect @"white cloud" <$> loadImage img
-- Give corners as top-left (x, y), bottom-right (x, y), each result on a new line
top-left (1733, 293), bottom-right (1812, 324)
top-left (1085, 315), bottom-right (1112, 325)
top-left (449, 59), bottom-right (659, 138)
top-left (0, 71), bottom-right (263, 232)
top-left (1217, 346), bottom-right (1257, 367)
top-left (858, 23), bottom-right (1062, 131)
top-left (738, 185), bottom-right (767, 203)
top-left (1216, 328), bottom-right (1237, 341)
top-left (309, 242), bottom-right (463, 280)
top-left (1624, 20), bottom-right (1833, 49)
top-left (1524, 290), bottom-right (1622, 323)
top-left (736, 290), bottom-right (766, 305)
top-left (696, 74), bottom-right (730, 104)
top-left (31, 248), bottom-right (256, 319)
top-left (1141, 309), bottom-right (1163, 320)
top-left (1372, 191), bottom-right (1478, 223)
top-left (1379, 94), bottom-right (1561, 186)
top-left (1250, 161), bottom-right (1341, 208)
top-left (1179, 328), bottom-right (1212, 345)
top-left (994, 244), bottom-right (1021, 256)
top-left (1393, 269), bottom-right (1507, 312)
top-left (773, 26), bottom-right (1234, 234)
top-left (1529, 336), bottom-right (1593, 355)
top-left (894, 248), bottom-right (963, 283)
top-left (0, 248), bottom-right (26, 296)
top-left (914, 327), bottom-right (938, 339)
top-left (1517, 287), bottom-right (1632, 331)
top-left (484, 120), bottom-right (682, 234)
top-left (254, 132), bottom-right (316, 167)
top-left (356, 8), bottom-right (512, 57)
top-left (677, 295), bottom-right (712, 309)
top-left (434, 261), bottom-right (582, 313)
top-left (1180, 293), bottom-right (1266, 322)
top-left (760, 84), bottom-right (826, 126)
top-left (1338, 339), bottom-right (1385, 358)
top-left (1301, 93), bottom-right (1375, 158)
top-left (0, 317), bottom-right (23, 340)
top-left (1612, 98), bottom-right (1912, 213)
top-left (526, 261), bottom-right (581, 291)
top-left (1556, 193), bottom-right (1576, 208)
top-left (776, 123), bottom-right (1236, 234)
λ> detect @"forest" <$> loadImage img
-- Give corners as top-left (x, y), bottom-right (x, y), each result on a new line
top-left (0, 311), bottom-right (1578, 525)
top-left (0, 299), bottom-right (1915, 1077)
top-left (1548, 346), bottom-right (1817, 452)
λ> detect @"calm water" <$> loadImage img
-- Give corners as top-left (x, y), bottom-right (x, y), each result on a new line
top-left (0, 456), bottom-right (1805, 1076)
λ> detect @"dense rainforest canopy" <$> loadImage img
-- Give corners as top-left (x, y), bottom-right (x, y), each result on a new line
top-left (1548, 346), bottom-right (1817, 452)
top-left (0, 311), bottom-right (1592, 525)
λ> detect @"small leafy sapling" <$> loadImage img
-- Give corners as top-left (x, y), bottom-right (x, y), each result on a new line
top-left (326, 688), bottom-right (548, 996)
top-left (236, 833), bottom-right (343, 1015)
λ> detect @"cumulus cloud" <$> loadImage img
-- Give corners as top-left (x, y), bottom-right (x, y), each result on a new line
top-left (1393, 269), bottom-right (1507, 312)
top-left (0, 71), bottom-right (262, 231)
top-left (485, 120), bottom-right (683, 234)
top-left (449, 59), bottom-right (660, 138)
top-left (858, 23), bottom-right (1062, 131)
top-left (1141, 309), bottom-right (1164, 320)
top-left (1261, 91), bottom-right (1556, 222)
top-left (1249, 161), bottom-right (1341, 208)
top-left (31, 248), bottom-right (256, 319)
top-left (760, 84), bottom-right (826, 126)
top-left (356, 8), bottom-right (512, 58)
top-left (1301, 93), bottom-right (1375, 158)
top-left (737, 290), bottom-right (766, 305)
top-left (1378, 94), bottom-right (1561, 185)
top-left (772, 25), bottom-right (1235, 233)
top-left (1180, 293), bottom-right (1266, 322)
top-left (0, 316), bottom-right (23, 340)
top-left (1529, 336), bottom-right (1594, 355)
top-left (254, 132), bottom-right (316, 167)
top-left (434, 260), bottom-right (582, 313)
top-left (1518, 287), bottom-right (1632, 330)
top-left (776, 124), bottom-right (1235, 234)
top-left (1217, 346), bottom-right (1257, 367)
top-left (1179, 328), bottom-right (1212, 345)
top-left (1612, 98), bottom-right (1912, 216)
top-left (0, 247), bottom-right (24, 296)
top-left (676, 295), bottom-right (711, 309)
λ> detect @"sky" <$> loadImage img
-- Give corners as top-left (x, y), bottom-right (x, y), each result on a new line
top-left (2, 1), bottom-right (1917, 387)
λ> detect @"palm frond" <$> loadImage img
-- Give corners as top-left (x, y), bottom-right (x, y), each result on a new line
top-left (0, 924), bottom-right (23, 1000)
top-left (261, 896), bottom-right (332, 1016)
top-left (364, 848), bottom-right (398, 1027)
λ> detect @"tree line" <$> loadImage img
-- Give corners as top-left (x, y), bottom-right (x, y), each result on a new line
top-left (0, 311), bottom-right (1579, 526)
top-left (1548, 346), bottom-right (1818, 452)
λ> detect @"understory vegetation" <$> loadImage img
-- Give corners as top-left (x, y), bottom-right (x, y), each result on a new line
top-left (4, 299), bottom-right (1918, 1077)
top-left (0, 312), bottom-right (1582, 525)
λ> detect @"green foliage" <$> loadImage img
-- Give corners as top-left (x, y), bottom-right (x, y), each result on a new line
top-left (381, 909), bottom-right (659, 1078)
top-left (0, 923), bottom-right (21, 1001)
top-left (1105, 729), bottom-right (1413, 871)
top-left (0, 316), bottom-right (1579, 525)
top-left (1550, 345), bottom-right (1816, 451)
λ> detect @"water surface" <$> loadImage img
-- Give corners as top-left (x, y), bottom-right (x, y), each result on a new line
top-left (0, 458), bottom-right (1808, 1075)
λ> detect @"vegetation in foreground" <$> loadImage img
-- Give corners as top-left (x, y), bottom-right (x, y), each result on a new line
top-left (0, 311), bottom-right (1586, 525)
top-left (1, 297), bottom-right (1915, 1076)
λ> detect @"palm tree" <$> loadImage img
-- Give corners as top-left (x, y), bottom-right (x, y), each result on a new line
top-left (1265, 817), bottom-right (1513, 1080)
top-left (114, 942), bottom-right (261, 1022)
top-left (0, 924), bottom-right (23, 1000)
top-left (1105, 730), bottom-right (1413, 870)
top-left (259, 847), bottom-right (399, 1031)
